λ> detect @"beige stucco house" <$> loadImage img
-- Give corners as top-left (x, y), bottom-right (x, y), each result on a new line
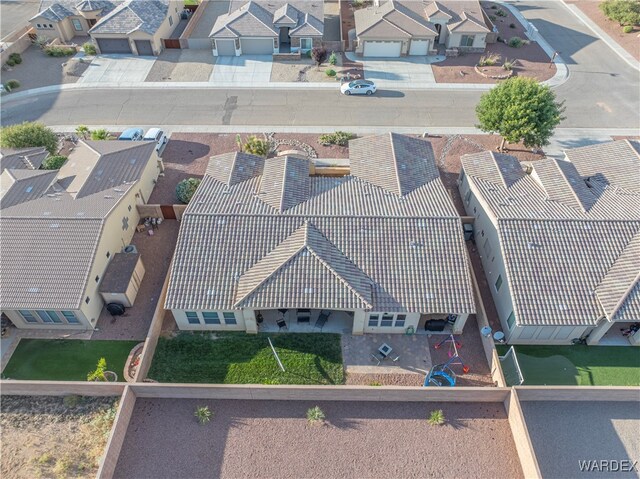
top-left (458, 141), bottom-right (640, 346)
top-left (210, 0), bottom-right (324, 56)
top-left (0, 140), bottom-right (163, 330)
top-left (166, 133), bottom-right (476, 336)
top-left (30, 0), bottom-right (184, 55)
top-left (354, 0), bottom-right (494, 57)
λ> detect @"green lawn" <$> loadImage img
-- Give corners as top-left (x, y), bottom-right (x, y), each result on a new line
top-left (497, 345), bottom-right (640, 386)
top-left (148, 332), bottom-right (344, 385)
top-left (2, 339), bottom-right (138, 381)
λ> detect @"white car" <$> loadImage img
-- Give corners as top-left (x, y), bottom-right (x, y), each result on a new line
top-left (340, 79), bottom-right (377, 96)
top-left (143, 128), bottom-right (168, 155)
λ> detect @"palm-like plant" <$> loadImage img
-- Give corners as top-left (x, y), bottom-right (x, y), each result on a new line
top-left (195, 406), bottom-right (213, 425)
top-left (427, 409), bottom-right (445, 426)
top-left (306, 406), bottom-right (325, 423)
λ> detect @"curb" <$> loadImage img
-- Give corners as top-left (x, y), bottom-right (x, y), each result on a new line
top-left (559, 0), bottom-right (640, 72)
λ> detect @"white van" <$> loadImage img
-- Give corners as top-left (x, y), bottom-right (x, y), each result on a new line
top-left (143, 128), bottom-right (168, 156)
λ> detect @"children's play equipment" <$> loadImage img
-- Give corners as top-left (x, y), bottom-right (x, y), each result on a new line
top-left (424, 334), bottom-right (470, 387)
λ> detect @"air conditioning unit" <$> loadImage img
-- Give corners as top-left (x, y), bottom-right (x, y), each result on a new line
top-left (123, 244), bottom-right (138, 254)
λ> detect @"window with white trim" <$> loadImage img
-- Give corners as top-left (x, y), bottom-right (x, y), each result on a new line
top-left (72, 18), bottom-right (83, 31)
top-left (223, 312), bottom-right (237, 325)
top-left (368, 314), bottom-right (379, 327)
top-left (300, 38), bottom-right (312, 51)
top-left (19, 310), bottom-right (38, 323)
top-left (169, 16), bottom-right (173, 26)
top-left (395, 314), bottom-right (406, 327)
top-left (495, 274), bottom-right (503, 291)
top-left (62, 311), bottom-right (80, 324)
top-left (507, 311), bottom-right (515, 329)
top-left (202, 312), bottom-right (220, 324)
top-left (186, 311), bottom-right (200, 324)
top-left (460, 35), bottom-right (475, 47)
top-left (380, 313), bottom-right (394, 327)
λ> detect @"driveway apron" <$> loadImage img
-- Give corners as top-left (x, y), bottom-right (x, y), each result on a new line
top-left (361, 56), bottom-right (441, 88)
top-left (210, 55), bottom-right (273, 84)
top-left (78, 55), bottom-right (156, 83)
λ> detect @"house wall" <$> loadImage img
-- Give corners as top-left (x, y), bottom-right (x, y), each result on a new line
top-left (30, 16), bottom-right (70, 42)
top-left (172, 310), bottom-right (247, 331)
top-left (426, 15), bottom-right (450, 44)
top-left (446, 31), bottom-right (487, 52)
top-left (289, 36), bottom-right (323, 51)
top-left (3, 308), bottom-right (90, 330)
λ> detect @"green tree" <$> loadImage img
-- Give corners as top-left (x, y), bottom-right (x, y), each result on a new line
top-left (90, 128), bottom-right (111, 140)
top-left (176, 178), bottom-right (201, 204)
top-left (0, 122), bottom-right (58, 154)
top-left (600, 0), bottom-right (640, 26)
top-left (239, 135), bottom-right (270, 157)
top-left (41, 155), bottom-right (68, 170)
top-left (475, 77), bottom-right (565, 151)
top-left (87, 358), bottom-right (108, 382)
top-left (76, 125), bottom-right (90, 139)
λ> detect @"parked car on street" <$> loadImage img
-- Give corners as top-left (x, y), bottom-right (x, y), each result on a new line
top-left (118, 128), bottom-right (144, 141)
top-left (143, 128), bottom-right (168, 155)
top-left (340, 79), bottom-right (377, 96)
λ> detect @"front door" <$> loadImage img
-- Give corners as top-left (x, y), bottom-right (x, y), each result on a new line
top-left (435, 24), bottom-right (441, 44)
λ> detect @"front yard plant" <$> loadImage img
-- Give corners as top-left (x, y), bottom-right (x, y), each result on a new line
top-left (623, 25), bottom-right (634, 33)
top-left (478, 53), bottom-right (501, 66)
top-left (325, 68), bottom-right (336, 77)
top-left (90, 128), bottom-right (111, 140)
top-left (508, 36), bottom-right (527, 48)
top-left (311, 47), bottom-right (327, 68)
top-left (7, 53), bottom-right (22, 65)
top-left (237, 134), bottom-right (269, 156)
top-left (307, 406), bottom-right (326, 424)
top-left (427, 409), bottom-right (446, 426)
top-left (42, 155), bottom-right (68, 170)
top-left (599, 0), bottom-right (640, 26)
top-left (476, 77), bottom-right (565, 151)
top-left (318, 131), bottom-right (356, 146)
top-left (0, 121), bottom-right (58, 154)
top-left (82, 42), bottom-right (97, 55)
top-left (176, 177), bottom-right (201, 203)
top-left (45, 46), bottom-right (76, 57)
top-left (194, 406), bottom-right (213, 425)
top-left (328, 51), bottom-right (338, 65)
top-left (3, 79), bottom-right (20, 91)
top-left (76, 125), bottom-right (90, 139)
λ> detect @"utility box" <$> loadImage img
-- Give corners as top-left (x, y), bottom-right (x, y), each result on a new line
top-left (99, 253), bottom-right (145, 307)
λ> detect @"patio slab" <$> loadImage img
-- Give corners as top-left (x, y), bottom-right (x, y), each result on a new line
top-left (210, 55), bottom-right (273, 84)
top-left (78, 55), bottom-right (156, 83)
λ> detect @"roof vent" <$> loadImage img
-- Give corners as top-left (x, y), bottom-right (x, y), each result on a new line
top-left (43, 211), bottom-right (52, 216)
top-left (25, 186), bottom-right (33, 193)
top-left (207, 290), bottom-right (216, 296)
top-left (104, 195), bottom-right (114, 199)
top-left (129, 158), bottom-right (137, 165)
top-left (558, 303), bottom-right (568, 311)
top-left (28, 287), bottom-right (40, 293)
top-left (218, 218), bottom-right (226, 225)
top-left (527, 241), bottom-right (540, 249)
top-left (49, 223), bottom-right (60, 228)
top-left (410, 240), bottom-right (421, 248)
top-left (304, 287), bottom-right (314, 294)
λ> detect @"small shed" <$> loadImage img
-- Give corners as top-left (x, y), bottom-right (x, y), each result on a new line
top-left (99, 253), bottom-right (145, 307)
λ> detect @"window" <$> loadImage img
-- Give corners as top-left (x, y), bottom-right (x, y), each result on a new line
top-left (464, 189), bottom-right (471, 204)
top-left (223, 312), bottom-right (237, 325)
top-left (460, 35), bottom-right (475, 47)
top-left (169, 15), bottom-right (173, 26)
top-left (85, 296), bottom-right (90, 304)
top-left (234, 38), bottom-right (240, 49)
top-left (202, 312), bottom-right (220, 324)
top-left (483, 238), bottom-right (493, 258)
top-left (507, 311), bottom-right (515, 329)
top-left (368, 314), bottom-right (379, 327)
top-left (380, 313), bottom-right (394, 327)
top-left (106, 252), bottom-right (111, 258)
top-left (46, 311), bottom-right (63, 323)
top-left (128, 205), bottom-right (132, 211)
top-left (495, 274), bottom-right (503, 291)
top-left (395, 314), bottom-right (406, 327)
top-left (36, 23), bottom-right (42, 28)
top-left (36, 311), bottom-right (53, 323)
top-left (186, 311), bottom-right (200, 324)
top-left (48, 24), bottom-right (53, 29)
top-left (62, 311), bottom-right (80, 324)
top-left (72, 18), bottom-right (83, 31)
top-left (300, 38), bottom-right (312, 51)
top-left (19, 310), bottom-right (38, 323)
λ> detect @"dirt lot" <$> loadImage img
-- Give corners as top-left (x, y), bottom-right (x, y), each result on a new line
top-left (1, 395), bottom-right (119, 479)
top-left (568, 0), bottom-right (640, 61)
top-left (271, 52), bottom-right (363, 82)
top-left (114, 398), bottom-right (523, 479)
top-left (1, 45), bottom-right (86, 91)
top-left (433, 2), bottom-right (556, 84)
top-left (145, 50), bottom-right (216, 82)
top-left (148, 133), bottom-right (351, 204)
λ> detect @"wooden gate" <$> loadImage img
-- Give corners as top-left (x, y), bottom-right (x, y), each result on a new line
top-left (163, 39), bottom-right (181, 49)
top-left (160, 205), bottom-right (177, 219)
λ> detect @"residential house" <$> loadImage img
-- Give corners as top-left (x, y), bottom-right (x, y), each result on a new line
top-left (30, 0), bottom-right (184, 55)
top-left (0, 140), bottom-right (163, 330)
top-left (354, 0), bottom-right (494, 57)
top-left (210, 0), bottom-right (324, 56)
top-left (165, 133), bottom-right (476, 335)
top-left (0, 147), bottom-right (49, 174)
top-left (458, 141), bottom-right (640, 345)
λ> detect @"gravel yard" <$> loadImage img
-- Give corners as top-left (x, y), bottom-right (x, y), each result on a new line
top-left (270, 53), bottom-right (363, 82)
top-left (568, 0), bottom-right (640, 61)
top-left (1, 395), bottom-right (119, 479)
top-left (432, 2), bottom-right (556, 84)
top-left (114, 398), bottom-right (523, 479)
top-left (144, 50), bottom-right (216, 82)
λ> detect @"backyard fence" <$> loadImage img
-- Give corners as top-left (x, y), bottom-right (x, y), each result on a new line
top-left (514, 386), bottom-right (640, 402)
top-left (506, 389), bottom-right (542, 479)
top-left (0, 380), bottom-right (126, 396)
top-left (0, 26), bottom-right (36, 65)
top-left (97, 386), bottom-right (137, 479)
top-left (137, 204), bottom-right (187, 220)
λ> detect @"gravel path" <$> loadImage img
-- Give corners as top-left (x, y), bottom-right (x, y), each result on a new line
top-left (114, 398), bottom-right (523, 479)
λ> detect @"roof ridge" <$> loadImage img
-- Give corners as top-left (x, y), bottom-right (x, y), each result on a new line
top-left (389, 132), bottom-right (403, 196)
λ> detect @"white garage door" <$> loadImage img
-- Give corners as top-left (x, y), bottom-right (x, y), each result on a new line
top-left (240, 38), bottom-right (273, 55)
top-left (364, 41), bottom-right (402, 58)
top-left (409, 39), bottom-right (429, 56)
top-left (216, 39), bottom-right (236, 56)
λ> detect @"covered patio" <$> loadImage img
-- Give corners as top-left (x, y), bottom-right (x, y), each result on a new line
top-left (256, 309), bottom-right (353, 334)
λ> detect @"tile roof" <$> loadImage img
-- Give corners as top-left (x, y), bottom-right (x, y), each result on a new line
top-left (461, 142), bottom-right (640, 327)
top-left (206, 152), bottom-right (265, 186)
top-left (0, 140), bottom-right (157, 310)
top-left (166, 134), bottom-right (475, 314)
top-left (258, 156), bottom-right (310, 212)
top-left (90, 0), bottom-right (168, 35)
top-left (273, 3), bottom-right (299, 24)
top-left (32, 2), bottom-right (75, 21)
top-left (0, 147), bottom-right (49, 173)
top-left (211, 1), bottom-right (279, 37)
top-left (33, 0), bottom-right (119, 22)
top-left (356, 0), bottom-right (437, 38)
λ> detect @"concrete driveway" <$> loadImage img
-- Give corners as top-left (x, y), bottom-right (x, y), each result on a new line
top-left (361, 56), bottom-right (442, 87)
top-left (210, 55), bottom-right (273, 84)
top-left (78, 55), bottom-right (156, 83)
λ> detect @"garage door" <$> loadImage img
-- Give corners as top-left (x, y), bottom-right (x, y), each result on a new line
top-left (409, 39), bottom-right (429, 56)
top-left (240, 38), bottom-right (273, 55)
top-left (134, 40), bottom-right (154, 56)
top-left (216, 39), bottom-right (236, 56)
top-left (364, 40), bottom-right (402, 57)
top-left (97, 38), bottom-right (132, 54)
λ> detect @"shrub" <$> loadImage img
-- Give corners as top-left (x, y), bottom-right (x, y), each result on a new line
top-left (311, 47), bottom-right (327, 67)
top-left (176, 177), bottom-right (201, 204)
top-left (63, 395), bottom-right (80, 408)
top-left (491, 4), bottom-right (497, 9)
top-left (318, 131), bottom-right (356, 146)
top-left (5, 58), bottom-right (16, 67)
top-left (427, 409), bottom-right (445, 426)
top-left (489, 14), bottom-right (496, 21)
top-left (4, 79), bottom-right (20, 91)
top-left (82, 42), bottom-right (97, 55)
top-left (352, 0), bottom-right (369, 9)
top-left (478, 53), bottom-right (501, 66)
top-left (368, 381), bottom-right (382, 386)
top-left (195, 406), bottom-right (213, 425)
top-left (623, 25), bottom-right (634, 33)
top-left (599, 0), bottom-right (640, 26)
top-left (9, 53), bottom-right (22, 64)
top-left (508, 36), bottom-right (525, 48)
top-left (502, 59), bottom-right (516, 71)
top-left (509, 23), bottom-right (516, 28)
top-left (42, 155), bottom-right (68, 170)
top-left (76, 125), bottom-right (90, 139)
top-left (45, 46), bottom-right (76, 57)
top-left (33, 36), bottom-right (49, 48)
top-left (328, 51), bottom-right (337, 65)
top-left (495, 9), bottom-right (507, 17)
top-left (325, 68), bottom-right (336, 77)
top-left (87, 358), bottom-right (108, 381)
top-left (307, 406), bottom-right (325, 423)
top-left (0, 121), bottom-right (58, 154)
top-left (239, 135), bottom-right (269, 156)
top-left (90, 128), bottom-right (111, 140)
